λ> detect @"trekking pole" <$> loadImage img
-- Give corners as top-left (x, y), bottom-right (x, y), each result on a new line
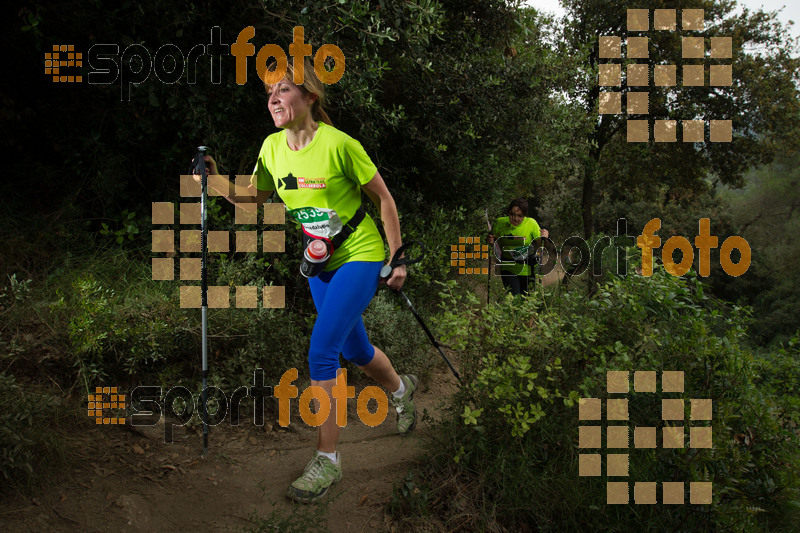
top-left (190, 146), bottom-right (211, 457)
top-left (380, 243), bottom-right (462, 383)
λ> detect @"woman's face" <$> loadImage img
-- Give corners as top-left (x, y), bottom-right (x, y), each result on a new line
top-left (509, 206), bottom-right (525, 227)
top-left (267, 78), bottom-right (315, 129)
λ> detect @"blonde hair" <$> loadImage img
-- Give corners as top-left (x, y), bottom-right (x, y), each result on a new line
top-left (264, 57), bottom-right (333, 126)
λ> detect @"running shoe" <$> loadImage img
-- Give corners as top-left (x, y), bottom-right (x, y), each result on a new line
top-left (391, 374), bottom-right (419, 434)
top-left (287, 452), bottom-right (342, 503)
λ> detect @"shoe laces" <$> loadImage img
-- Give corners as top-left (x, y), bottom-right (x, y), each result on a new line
top-left (391, 396), bottom-right (405, 414)
top-left (302, 455), bottom-right (333, 481)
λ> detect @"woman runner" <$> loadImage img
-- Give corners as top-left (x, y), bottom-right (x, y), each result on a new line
top-left (488, 198), bottom-right (549, 296)
top-left (197, 58), bottom-right (418, 503)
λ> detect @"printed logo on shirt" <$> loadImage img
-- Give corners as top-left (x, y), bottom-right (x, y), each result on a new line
top-left (278, 173), bottom-right (327, 190)
top-left (278, 173), bottom-right (298, 190)
top-left (297, 177), bottom-right (326, 189)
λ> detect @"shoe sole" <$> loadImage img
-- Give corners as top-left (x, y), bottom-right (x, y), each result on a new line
top-left (287, 475), bottom-right (342, 504)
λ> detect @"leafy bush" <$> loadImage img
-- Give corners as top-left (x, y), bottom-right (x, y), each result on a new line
top-left (363, 290), bottom-right (431, 378)
top-left (45, 234), bottom-right (433, 403)
top-left (0, 373), bottom-right (64, 493)
top-left (99, 209), bottom-right (150, 248)
top-left (211, 306), bottom-right (310, 395)
top-left (391, 266), bottom-right (800, 531)
top-left (0, 273), bottom-right (32, 309)
top-left (400, 204), bottom-right (468, 292)
top-left (52, 270), bottom-right (196, 392)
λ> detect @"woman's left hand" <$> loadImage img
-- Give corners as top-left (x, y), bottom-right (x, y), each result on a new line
top-left (385, 264), bottom-right (407, 291)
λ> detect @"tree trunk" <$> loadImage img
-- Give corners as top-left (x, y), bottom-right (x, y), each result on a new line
top-left (582, 154), bottom-right (600, 296)
top-left (581, 161), bottom-right (595, 239)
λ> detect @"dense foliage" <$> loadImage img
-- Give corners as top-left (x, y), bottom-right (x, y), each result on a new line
top-left (716, 152), bottom-right (800, 346)
top-left (4, 0), bottom-right (568, 224)
top-left (547, 0), bottom-right (800, 238)
top-left (390, 266), bottom-right (800, 531)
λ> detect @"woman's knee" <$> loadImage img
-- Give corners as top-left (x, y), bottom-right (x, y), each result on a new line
top-left (342, 344), bottom-right (374, 367)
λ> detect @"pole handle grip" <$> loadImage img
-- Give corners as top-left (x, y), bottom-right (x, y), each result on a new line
top-left (380, 241), bottom-right (425, 280)
top-left (190, 146), bottom-right (210, 176)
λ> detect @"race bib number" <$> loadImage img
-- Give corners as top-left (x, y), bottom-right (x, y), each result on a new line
top-left (496, 235), bottom-right (528, 261)
top-left (509, 245), bottom-right (530, 262)
top-left (287, 206), bottom-right (343, 239)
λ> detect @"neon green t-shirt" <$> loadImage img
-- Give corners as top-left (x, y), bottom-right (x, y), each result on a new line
top-left (493, 216), bottom-right (541, 276)
top-left (251, 122), bottom-right (385, 271)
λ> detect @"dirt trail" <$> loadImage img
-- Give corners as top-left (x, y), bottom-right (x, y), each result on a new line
top-left (0, 370), bottom-right (457, 533)
top-left (1, 268), bottom-right (564, 532)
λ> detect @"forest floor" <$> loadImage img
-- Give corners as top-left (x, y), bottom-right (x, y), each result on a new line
top-left (0, 368), bottom-right (459, 532)
top-left (0, 267), bottom-right (565, 532)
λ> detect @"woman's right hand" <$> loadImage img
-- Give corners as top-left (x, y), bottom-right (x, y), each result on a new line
top-left (204, 155), bottom-right (219, 175)
top-left (192, 155), bottom-right (219, 183)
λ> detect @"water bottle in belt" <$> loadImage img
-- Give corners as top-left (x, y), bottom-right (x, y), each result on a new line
top-left (300, 238), bottom-right (331, 278)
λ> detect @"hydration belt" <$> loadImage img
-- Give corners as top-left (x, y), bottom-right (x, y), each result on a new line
top-left (331, 205), bottom-right (366, 249)
top-left (300, 205), bottom-right (366, 252)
